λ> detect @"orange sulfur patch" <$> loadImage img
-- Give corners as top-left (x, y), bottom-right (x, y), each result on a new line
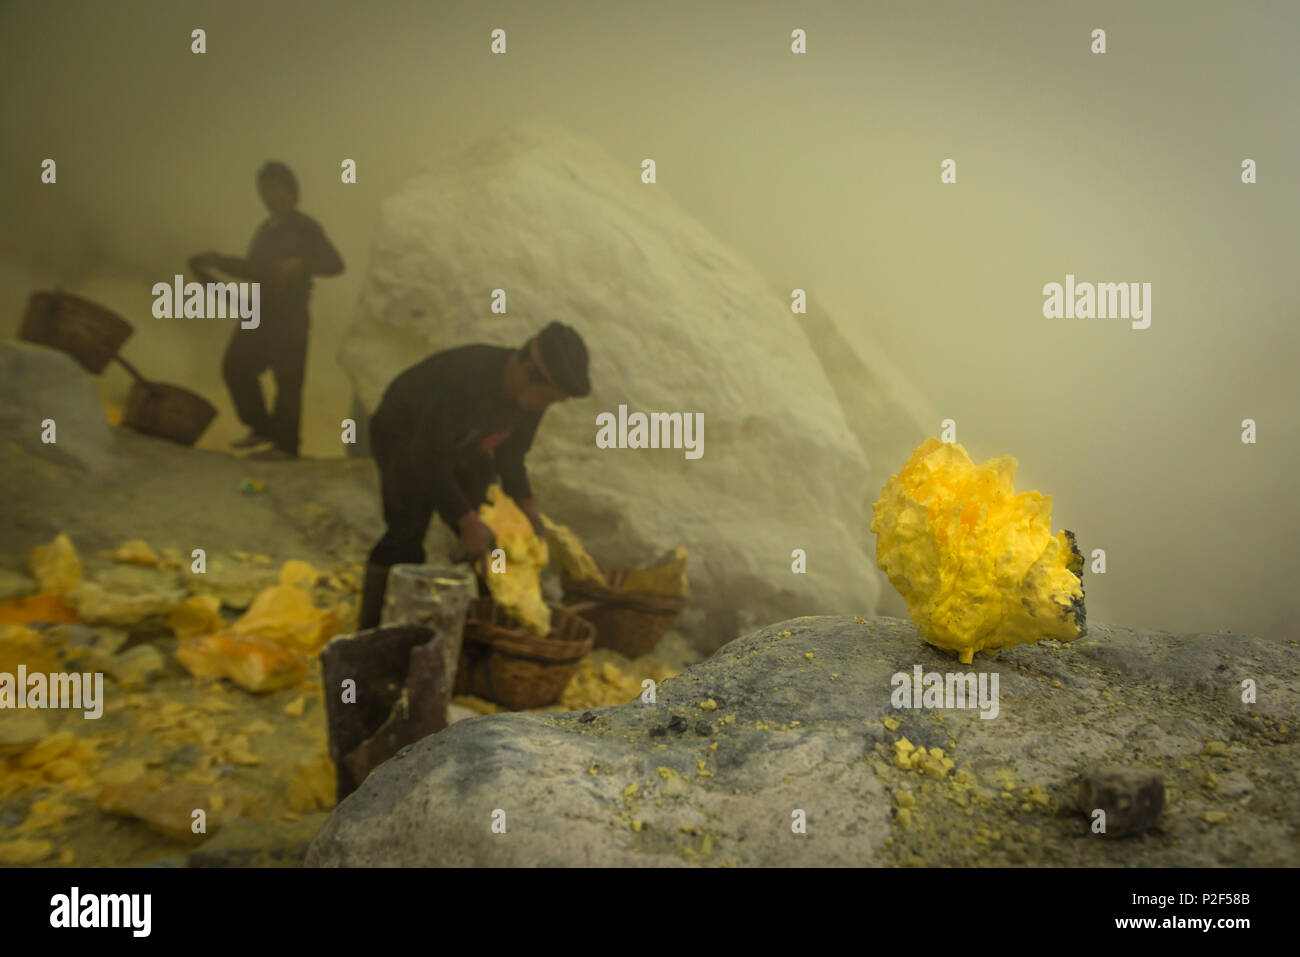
top-left (176, 633), bottom-right (308, 693)
top-left (0, 592), bottom-right (79, 625)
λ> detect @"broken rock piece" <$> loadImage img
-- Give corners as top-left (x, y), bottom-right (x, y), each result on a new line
top-left (1077, 767), bottom-right (1165, 837)
top-left (97, 775), bottom-right (242, 843)
top-left (870, 438), bottom-right (1086, 664)
top-left (65, 581), bottom-right (185, 626)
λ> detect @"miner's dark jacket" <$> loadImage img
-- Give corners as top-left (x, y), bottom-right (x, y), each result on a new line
top-left (246, 209), bottom-right (344, 306)
top-left (370, 343), bottom-right (542, 531)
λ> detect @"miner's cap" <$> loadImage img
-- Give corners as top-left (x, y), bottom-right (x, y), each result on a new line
top-left (536, 321), bottom-right (590, 397)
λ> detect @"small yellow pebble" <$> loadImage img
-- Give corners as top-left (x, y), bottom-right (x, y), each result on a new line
top-left (699, 698), bottom-right (717, 712)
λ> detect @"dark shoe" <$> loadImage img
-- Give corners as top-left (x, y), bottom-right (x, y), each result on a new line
top-left (357, 562), bottom-right (391, 631)
top-left (246, 447), bottom-right (296, 461)
top-left (231, 430), bottom-right (273, 449)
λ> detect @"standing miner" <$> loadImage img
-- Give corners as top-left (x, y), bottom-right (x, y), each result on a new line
top-left (357, 322), bottom-right (591, 630)
top-left (195, 161), bottom-right (344, 460)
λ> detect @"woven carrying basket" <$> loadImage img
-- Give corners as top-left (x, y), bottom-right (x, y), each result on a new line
top-left (561, 569), bottom-right (686, 658)
top-left (454, 599), bottom-right (596, 710)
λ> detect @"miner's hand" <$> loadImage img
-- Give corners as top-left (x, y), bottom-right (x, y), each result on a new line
top-left (458, 512), bottom-right (496, 563)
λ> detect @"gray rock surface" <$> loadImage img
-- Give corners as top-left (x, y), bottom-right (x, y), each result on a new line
top-left (337, 120), bottom-right (933, 645)
top-left (307, 615), bottom-right (1299, 867)
top-left (0, 341), bottom-right (116, 473)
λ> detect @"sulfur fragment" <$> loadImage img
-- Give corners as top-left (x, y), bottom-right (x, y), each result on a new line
top-left (278, 560), bottom-right (319, 589)
top-left (541, 514), bottom-right (607, 588)
top-left (478, 484), bottom-right (551, 636)
top-left (870, 438), bottom-right (1086, 663)
top-left (167, 594), bottom-right (224, 639)
top-left (622, 547), bottom-right (690, 597)
top-left (108, 540), bottom-right (159, 566)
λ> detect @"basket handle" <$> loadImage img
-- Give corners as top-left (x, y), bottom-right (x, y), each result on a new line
top-left (112, 354), bottom-right (165, 397)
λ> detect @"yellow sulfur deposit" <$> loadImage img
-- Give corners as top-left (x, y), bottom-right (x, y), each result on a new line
top-left (541, 514), bottom-right (607, 588)
top-left (871, 438), bottom-right (1086, 664)
top-left (560, 657), bottom-right (643, 710)
top-left (623, 547), bottom-right (690, 597)
top-left (477, 484), bottom-right (551, 636)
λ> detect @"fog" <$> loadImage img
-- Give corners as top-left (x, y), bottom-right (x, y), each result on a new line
top-left (2, 0), bottom-right (1296, 643)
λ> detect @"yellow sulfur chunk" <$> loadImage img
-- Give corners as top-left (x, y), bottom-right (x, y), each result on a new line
top-left (278, 560), bottom-right (319, 589)
top-left (541, 514), bottom-right (607, 588)
top-left (109, 540), bottom-right (159, 566)
top-left (232, 584), bottom-right (328, 654)
top-left (622, 547), bottom-right (690, 597)
top-left (28, 534), bottom-right (82, 595)
top-left (478, 484), bottom-right (551, 636)
top-left (167, 594), bottom-right (224, 639)
top-left (870, 438), bottom-right (1086, 664)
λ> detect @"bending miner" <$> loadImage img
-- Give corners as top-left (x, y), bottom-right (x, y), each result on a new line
top-left (358, 321), bottom-right (591, 629)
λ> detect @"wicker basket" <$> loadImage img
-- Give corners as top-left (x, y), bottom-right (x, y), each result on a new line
top-left (123, 379), bottom-right (217, 446)
top-left (455, 599), bottom-right (596, 710)
top-left (562, 569), bottom-right (686, 658)
top-left (19, 291), bottom-right (134, 374)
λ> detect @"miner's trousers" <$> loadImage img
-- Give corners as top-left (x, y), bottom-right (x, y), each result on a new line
top-left (221, 302), bottom-right (309, 456)
top-left (359, 421), bottom-right (496, 628)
